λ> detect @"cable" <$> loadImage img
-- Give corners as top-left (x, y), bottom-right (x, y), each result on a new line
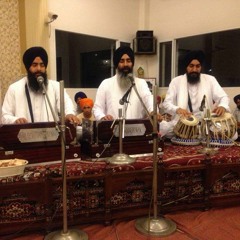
top-left (96, 133), bottom-right (115, 159)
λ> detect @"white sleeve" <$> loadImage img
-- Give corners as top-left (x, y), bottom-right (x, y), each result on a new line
top-left (138, 79), bottom-right (154, 114)
top-left (2, 85), bottom-right (20, 124)
top-left (211, 77), bottom-right (230, 112)
top-left (92, 81), bottom-right (107, 120)
top-left (64, 90), bottom-right (76, 115)
top-left (163, 78), bottom-right (179, 115)
top-left (52, 81), bottom-right (75, 116)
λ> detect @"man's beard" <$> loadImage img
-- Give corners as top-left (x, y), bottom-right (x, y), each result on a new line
top-left (117, 66), bottom-right (133, 78)
top-left (187, 72), bottom-right (200, 84)
top-left (237, 105), bottom-right (240, 110)
top-left (117, 66), bottom-right (133, 89)
top-left (27, 71), bottom-right (48, 92)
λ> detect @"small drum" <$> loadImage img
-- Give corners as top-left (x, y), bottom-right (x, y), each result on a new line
top-left (173, 115), bottom-right (199, 139)
top-left (201, 112), bottom-right (237, 140)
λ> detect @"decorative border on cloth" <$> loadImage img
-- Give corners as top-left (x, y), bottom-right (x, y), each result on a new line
top-left (201, 139), bottom-right (235, 147)
top-left (171, 137), bottom-right (201, 146)
top-left (0, 145), bottom-right (240, 183)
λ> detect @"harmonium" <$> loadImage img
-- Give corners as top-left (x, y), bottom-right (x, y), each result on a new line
top-left (0, 122), bottom-right (80, 164)
top-left (78, 119), bottom-right (164, 160)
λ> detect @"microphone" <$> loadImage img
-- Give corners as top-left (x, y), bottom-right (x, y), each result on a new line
top-left (127, 73), bottom-right (134, 84)
top-left (37, 76), bottom-right (44, 85)
top-left (37, 76), bottom-right (45, 94)
top-left (199, 95), bottom-right (206, 111)
top-left (119, 86), bottom-right (133, 105)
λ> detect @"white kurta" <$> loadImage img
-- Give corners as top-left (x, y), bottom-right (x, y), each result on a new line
top-left (161, 73), bottom-right (230, 137)
top-left (163, 73), bottom-right (230, 118)
top-left (2, 77), bottom-right (75, 124)
top-left (233, 108), bottom-right (240, 125)
top-left (93, 75), bottom-right (153, 120)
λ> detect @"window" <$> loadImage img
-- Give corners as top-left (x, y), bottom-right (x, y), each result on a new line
top-left (159, 41), bottom-right (172, 87)
top-left (55, 30), bottom-right (116, 88)
top-left (159, 28), bottom-right (240, 87)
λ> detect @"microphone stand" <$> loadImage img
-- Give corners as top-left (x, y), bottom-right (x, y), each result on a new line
top-left (119, 85), bottom-right (133, 105)
top-left (199, 108), bottom-right (218, 156)
top-left (40, 81), bottom-right (60, 132)
top-left (135, 85), bottom-right (176, 236)
top-left (107, 107), bottom-right (135, 165)
top-left (131, 81), bottom-right (153, 126)
top-left (44, 81), bottom-right (88, 240)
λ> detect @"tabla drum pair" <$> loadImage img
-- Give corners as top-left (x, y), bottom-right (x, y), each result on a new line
top-left (173, 112), bottom-right (237, 140)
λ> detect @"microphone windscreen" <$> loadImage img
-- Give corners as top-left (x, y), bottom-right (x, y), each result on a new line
top-left (127, 73), bottom-right (134, 83)
top-left (37, 76), bottom-right (44, 84)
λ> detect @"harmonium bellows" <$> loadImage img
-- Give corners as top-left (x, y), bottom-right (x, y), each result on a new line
top-left (0, 122), bottom-right (80, 164)
top-left (79, 119), bottom-right (164, 159)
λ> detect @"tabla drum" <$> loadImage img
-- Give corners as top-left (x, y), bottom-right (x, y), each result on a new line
top-left (173, 115), bottom-right (199, 139)
top-left (201, 112), bottom-right (237, 140)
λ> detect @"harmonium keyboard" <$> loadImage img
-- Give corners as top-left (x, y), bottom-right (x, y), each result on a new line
top-left (78, 119), bottom-right (164, 160)
top-left (0, 122), bottom-right (80, 164)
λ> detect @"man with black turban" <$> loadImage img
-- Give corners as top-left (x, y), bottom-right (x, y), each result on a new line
top-left (2, 46), bottom-right (80, 124)
top-left (161, 50), bottom-right (231, 139)
top-left (233, 94), bottom-right (240, 137)
top-left (93, 46), bottom-right (162, 121)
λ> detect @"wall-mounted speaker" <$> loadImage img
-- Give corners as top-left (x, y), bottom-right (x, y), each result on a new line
top-left (133, 37), bottom-right (157, 55)
top-left (136, 30), bottom-right (153, 38)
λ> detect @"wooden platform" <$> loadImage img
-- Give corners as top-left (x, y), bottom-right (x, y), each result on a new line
top-left (0, 142), bottom-right (240, 236)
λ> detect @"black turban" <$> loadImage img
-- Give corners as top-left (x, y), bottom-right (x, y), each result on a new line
top-left (233, 94), bottom-right (240, 104)
top-left (74, 91), bottom-right (87, 103)
top-left (113, 46), bottom-right (134, 68)
top-left (183, 50), bottom-right (205, 68)
top-left (23, 46), bottom-right (48, 70)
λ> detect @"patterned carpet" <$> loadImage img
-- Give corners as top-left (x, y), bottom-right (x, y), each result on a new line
top-left (2, 206), bottom-right (240, 240)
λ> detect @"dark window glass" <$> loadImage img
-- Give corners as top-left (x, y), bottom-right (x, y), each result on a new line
top-left (159, 41), bottom-right (172, 87)
top-left (55, 30), bottom-right (116, 88)
top-left (160, 29), bottom-right (240, 87)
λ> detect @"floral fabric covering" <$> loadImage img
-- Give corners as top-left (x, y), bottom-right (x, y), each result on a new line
top-left (0, 144), bottom-right (239, 183)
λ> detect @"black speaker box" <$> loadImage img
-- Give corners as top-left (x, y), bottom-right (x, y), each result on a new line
top-left (133, 37), bottom-right (156, 55)
top-left (136, 30), bottom-right (153, 38)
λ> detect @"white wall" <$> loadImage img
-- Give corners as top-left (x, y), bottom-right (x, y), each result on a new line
top-left (48, 0), bottom-right (240, 110)
top-left (48, 0), bottom-right (141, 103)
top-left (48, 0), bottom-right (140, 78)
top-left (147, 0), bottom-right (240, 110)
top-left (148, 0), bottom-right (240, 76)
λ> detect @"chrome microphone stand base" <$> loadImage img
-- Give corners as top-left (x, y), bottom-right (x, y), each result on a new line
top-left (135, 216), bottom-right (176, 237)
top-left (107, 153), bottom-right (135, 165)
top-left (44, 229), bottom-right (88, 240)
top-left (107, 108), bottom-right (135, 165)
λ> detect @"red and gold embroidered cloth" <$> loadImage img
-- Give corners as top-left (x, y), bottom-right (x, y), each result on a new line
top-left (1, 144), bottom-right (239, 183)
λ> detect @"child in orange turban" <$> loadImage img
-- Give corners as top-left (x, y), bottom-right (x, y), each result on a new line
top-left (76, 98), bottom-right (95, 124)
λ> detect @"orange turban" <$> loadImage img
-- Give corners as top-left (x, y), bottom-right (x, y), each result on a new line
top-left (79, 98), bottom-right (94, 110)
